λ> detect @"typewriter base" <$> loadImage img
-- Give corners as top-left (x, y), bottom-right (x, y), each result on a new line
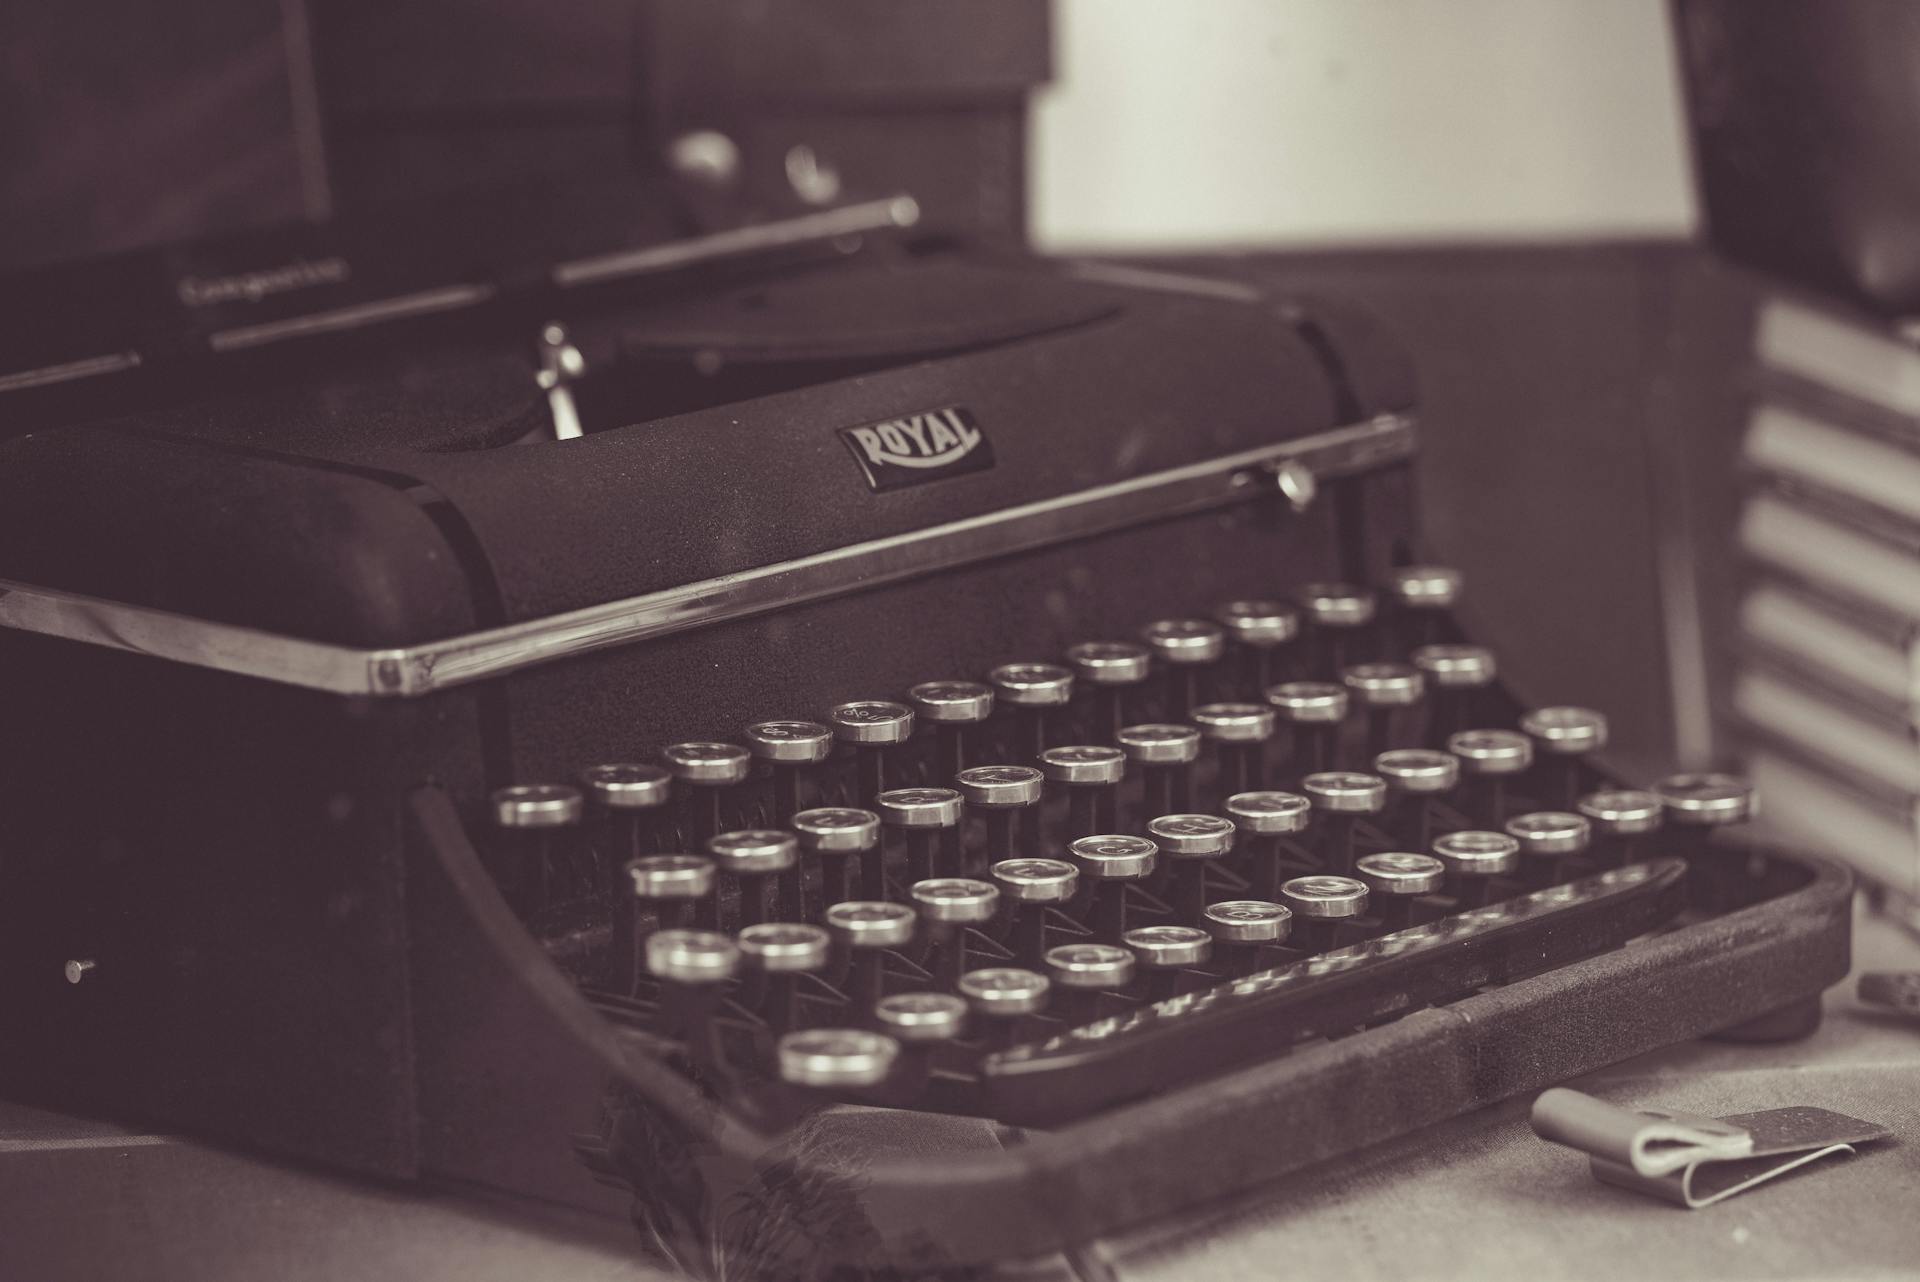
top-left (1711, 993), bottom-right (1827, 1043)
top-left (403, 788), bottom-right (1852, 1275)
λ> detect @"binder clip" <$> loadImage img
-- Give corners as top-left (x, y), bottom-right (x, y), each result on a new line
top-left (1530, 1088), bottom-right (1891, 1209)
top-left (1858, 971), bottom-right (1920, 1018)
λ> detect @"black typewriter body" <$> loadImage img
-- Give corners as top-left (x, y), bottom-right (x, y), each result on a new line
top-left (0, 6), bottom-right (1857, 1271)
top-left (0, 246), bottom-right (1853, 1274)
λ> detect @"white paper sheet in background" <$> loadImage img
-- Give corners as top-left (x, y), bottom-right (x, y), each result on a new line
top-left (1031, 0), bottom-right (1696, 251)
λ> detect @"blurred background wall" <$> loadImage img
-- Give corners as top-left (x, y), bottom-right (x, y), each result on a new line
top-left (1032, 0), bottom-right (1696, 251)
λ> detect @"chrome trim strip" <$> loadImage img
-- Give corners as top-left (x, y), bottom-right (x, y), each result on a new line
top-left (0, 351), bottom-right (143, 394)
top-left (552, 195), bottom-right (920, 288)
top-left (208, 284), bottom-right (498, 352)
top-left (0, 413), bottom-right (1414, 697)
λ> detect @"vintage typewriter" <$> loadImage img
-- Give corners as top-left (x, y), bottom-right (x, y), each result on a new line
top-left (0, 3), bottom-right (1853, 1277)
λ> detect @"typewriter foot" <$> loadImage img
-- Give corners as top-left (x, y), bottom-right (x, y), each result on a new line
top-left (1709, 994), bottom-right (1825, 1044)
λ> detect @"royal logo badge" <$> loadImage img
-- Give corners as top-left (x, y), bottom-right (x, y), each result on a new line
top-left (838, 406), bottom-right (994, 491)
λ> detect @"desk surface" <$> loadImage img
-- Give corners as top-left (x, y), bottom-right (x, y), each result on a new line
top-left (4, 903), bottom-right (1916, 1281)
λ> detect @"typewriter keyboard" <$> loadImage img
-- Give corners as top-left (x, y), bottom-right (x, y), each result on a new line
top-left (474, 566), bottom-right (1758, 1129)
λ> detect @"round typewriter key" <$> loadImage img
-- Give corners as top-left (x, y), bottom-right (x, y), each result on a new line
top-left (1655, 772), bottom-right (1757, 826)
top-left (1655, 772), bottom-right (1758, 873)
top-left (1204, 899), bottom-right (1293, 975)
top-left (1145, 812), bottom-right (1237, 858)
top-left (662, 741), bottom-right (752, 786)
top-left (908, 680), bottom-right (995, 722)
top-left (1045, 942), bottom-right (1137, 989)
top-left (830, 701), bottom-right (915, 803)
top-left (991, 857), bottom-right (1080, 967)
top-left (1298, 582), bottom-right (1378, 672)
top-left (1373, 748), bottom-right (1459, 793)
top-left (1576, 788), bottom-right (1665, 867)
top-left (1066, 640), bottom-right (1153, 736)
top-left (828, 700), bottom-right (916, 745)
top-left (1432, 830), bottom-right (1520, 908)
top-left (793, 806), bottom-right (882, 910)
top-left (1117, 722), bottom-right (1202, 821)
top-left (744, 720), bottom-right (833, 823)
top-left (1038, 742), bottom-right (1128, 784)
top-left (955, 765), bottom-right (1045, 806)
top-left (494, 783), bottom-right (585, 829)
top-left (1147, 813), bottom-right (1236, 922)
top-left (1388, 564), bottom-right (1463, 607)
top-left (1505, 811), bottom-right (1593, 889)
top-left (1280, 874), bottom-right (1369, 951)
top-left (1386, 565), bottom-right (1464, 648)
top-left (1520, 706), bottom-right (1609, 808)
top-left (580, 759), bottom-right (670, 849)
top-left (629, 854), bottom-right (716, 901)
top-left (1217, 599), bottom-right (1303, 648)
top-left (908, 680), bottom-right (994, 780)
top-left (738, 922), bottom-right (831, 1032)
top-left (1344, 662), bottom-right (1425, 760)
top-left (1387, 564), bottom-right (1463, 609)
top-left (989, 857), bottom-right (1082, 901)
top-left (958, 965), bottom-right (1052, 1013)
top-left (1122, 923), bottom-right (1214, 966)
top-left (956, 764), bottom-right (1046, 870)
top-left (1298, 582), bottom-right (1378, 630)
top-left (1122, 924), bottom-right (1213, 999)
top-left (647, 927), bottom-right (740, 983)
top-left (989, 662), bottom-right (1075, 708)
top-left (825, 900), bottom-right (917, 1007)
top-left (1142, 619), bottom-right (1226, 719)
top-left (663, 742), bottom-right (752, 849)
top-left (1226, 790), bottom-right (1313, 900)
top-left (1448, 729), bottom-right (1532, 773)
top-left (1412, 644), bottom-right (1497, 746)
top-left (1192, 702), bottom-right (1277, 802)
top-left (1302, 771), bottom-right (1386, 876)
top-left (874, 786), bottom-right (965, 882)
top-left (1343, 662), bottom-right (1424, 706)
top-left (708, 829), bottom-right (798, 927)
top-left (959, 966), bottom-right (1052, 1050)
top-left (646, 928), bottom-right (740, 1067)
top-left (1068, 834), bottom-right (1159, 940)
top-left (491, 783), bottom-right (585, 913)
top-left (1267, 680), bottom-right (1350, 778)
top-left (777, 1028), bottom-right (900, 1090)
top-left (1040, 745), bottom-right (1127, 843)
top-left (1374, 747), bottom-right (1460, 851)
top-left (743, 720), bottom-right (835, 765)
top-left (1355, 852), bottom-right (1444, 932)
top-left (873, 991), bottom-right (968, 1043)
top-left (1301, 771), bottom-right (1388, 814)
top-left (1520, 705), bottom-right (1608, 755)
top-left (1280, 874), bottom-right (1369, 917)
top-left (1448, 729), bottom-right (1533, 827)
top-left (910, 877), bottom-right (1000, 988)
top-left (990, 662), bottom-right (1075, 760)
top-left (1411, 644), bottom-right (1498, 688)
top-left (1203, 899), bottom-right (1292, 943)
top-left (957, 967), bottom-right (1051, 1048)
top-left (737, 921), bottom-right (831, 972)
top-left (1044, 942), bottom-right (1136, 1020)
top-left (1217, 599), bottom-right (1302, 695)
